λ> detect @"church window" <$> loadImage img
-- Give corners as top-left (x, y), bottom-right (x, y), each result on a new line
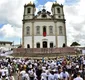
top-left (49, 26), bottom-right (53, 34)
top-left (59, 26), bottom-right (63, 35)
top-left (36, 43), bottom-right (40, 48)
top-left (26, 26), bottom-right (30, 35)
top-left (57, 8), bottom-right (60, 13)
top-left (58, 16), bottom-right (61, 18)
top-left (27, 8), bottom-right (31, 13)
top-left (36, 26), bottom-right (40, 34)
top-left (50, 42), bottom-right (53, 48)
top-left (43, 26), bottom-right (46, 37)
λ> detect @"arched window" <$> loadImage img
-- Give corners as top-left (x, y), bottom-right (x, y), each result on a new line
top-left (36, 26), bottom-right (40, 34)
top-left (27, 8), bottom-right (31, 13)
top-left (50, 42), bottom-right (53, 48)
top-left (43, 26), bottom-right (46, 36)
top-left (36, 43), bottom-right (40, 48)
top-left (57, 8), bottom-right (60, 13)
top-left (59, 26), bottom-right (63, 35)
top-left (26, 26), bottom-right (30, 35)
top-left (43, 26), bottom-right (46, 32)
top-left (49, 26), bottom-right (53, 34)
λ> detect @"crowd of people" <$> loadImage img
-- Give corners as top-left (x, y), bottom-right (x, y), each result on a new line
top-left (0, 55), bottom-right (85, 80)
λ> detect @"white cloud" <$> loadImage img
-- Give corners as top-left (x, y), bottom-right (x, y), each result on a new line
top-left (0, 24), bottom-right (22, 38)
top-left (44, 2), bottom-right (53, 12)
top-left (64, 0), bottom-right (85, 46)
top-left (36, 2), bottom-right (53, 15)
top-left (0, 0), bottom-right (37, 26)
top-left (35, 2), bottom-right (52, 15)
top-left (57, 0), bottom-right (65, 4)
top-left (0, 0), bottom-right (37, 43)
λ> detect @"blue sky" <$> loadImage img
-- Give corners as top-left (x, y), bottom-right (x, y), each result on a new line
top-left (0, 24), bottom-right (4, 28)
top-left (37, 0), bottom-right (54, 5)
top-left (0, 0), bottom-right (85, 46)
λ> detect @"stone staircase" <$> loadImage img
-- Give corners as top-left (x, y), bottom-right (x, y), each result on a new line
top-left (11, 52), bottom-right (77, 58)
top-left (11, 47), bottom-right (78, 58)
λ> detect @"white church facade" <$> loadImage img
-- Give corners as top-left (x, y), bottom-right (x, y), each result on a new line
top-left (22, 2), bottom-right (67, 48)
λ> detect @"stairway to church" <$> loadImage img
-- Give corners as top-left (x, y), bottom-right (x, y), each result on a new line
top-left (11, 52), bottom-right (76, 58)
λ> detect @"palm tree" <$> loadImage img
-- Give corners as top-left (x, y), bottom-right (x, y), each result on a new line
top-left (70, 42), bottom-right (80, 47)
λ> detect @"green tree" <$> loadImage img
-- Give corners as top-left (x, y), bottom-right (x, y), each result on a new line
top-left (70, 42), bottom-right (80, 46)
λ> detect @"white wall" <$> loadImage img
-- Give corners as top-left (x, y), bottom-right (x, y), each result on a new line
top-left (24, 22), bottom-right (32, 36)
top-left (34, 21), bottom-right (55, 35)
top-left (24, 36), bottom-right (32, 48)
top-left (5, 44), bottom-right (11, 47)
top-left (57, 36), bottom-right (65, 47)
top-left (34, 36), bottom-right (55, 48)
top-left (0, 43), bottom-right (12, 50)
top-left (24, 36), bottom-right (56, 48)
top-left (56, 22), bottom-right (65, 35)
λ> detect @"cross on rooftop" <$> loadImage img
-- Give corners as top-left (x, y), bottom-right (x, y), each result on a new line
top-left (43, 5), bottom-right (45, 9)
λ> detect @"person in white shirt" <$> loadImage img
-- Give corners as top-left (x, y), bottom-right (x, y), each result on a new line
top-left (41, 70), bottom-right (47, 80)
top-left (9, 73), bottom-right (15, 80)
top-left (48, 71), bottom-right (54, 80)
top-left (19, 69), bottom-right (26, 80)
top-left (74, 72), bottom-right (83, 80)
top-left (60, 68), bottom-right (69, 80)
top-left (24, 71), bottom-right (30, 80)
top-left (54, 70), bottom-right (61, 80)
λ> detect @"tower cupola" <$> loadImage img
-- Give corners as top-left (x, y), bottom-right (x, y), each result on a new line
top-left (51, 1), bottom-right (64, 19)
top-left (23, 1), bottom-right (36, 19)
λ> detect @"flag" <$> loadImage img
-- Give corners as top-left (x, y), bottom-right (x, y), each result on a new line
top-left (43, 32), bottom-right (46, 36)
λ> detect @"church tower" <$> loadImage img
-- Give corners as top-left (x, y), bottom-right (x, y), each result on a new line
top-left (23, 2), bottom-right (35, 19)
top-left (22, 2), bottom-right (35, 48)
top-left (51, 1), bottom-right (67, 47)
top-left (51, 1), bottom-right (64, 19)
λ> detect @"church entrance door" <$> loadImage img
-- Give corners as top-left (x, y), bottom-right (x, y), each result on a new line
top-left (43, 41), bottom-right (47, 48)
top-left (27, 44), bottom-right (30, 48)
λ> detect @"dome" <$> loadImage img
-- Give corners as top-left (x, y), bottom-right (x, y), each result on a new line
top-left (24, 1), bottom-right (35, 7)
top-left (52, 1), bottom-right (63, 7)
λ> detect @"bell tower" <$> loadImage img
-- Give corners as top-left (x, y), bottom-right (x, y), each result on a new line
top-left (51, 1), bottom-right (64, 19)
top-left (23, 1), bottom-right (35, 19)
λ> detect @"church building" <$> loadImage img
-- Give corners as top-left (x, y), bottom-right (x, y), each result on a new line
top-left (22, 1), bottom-right (67, 48)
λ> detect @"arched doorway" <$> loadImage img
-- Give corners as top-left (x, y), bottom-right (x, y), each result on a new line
top-left (43, 41), bottom-right (47, 48)
top-left (36, 43), bottom-right (40, 48)
top-left (27, 44), bottom-right (30, 48)
top-left (50, 42), bottom-right (53, 48)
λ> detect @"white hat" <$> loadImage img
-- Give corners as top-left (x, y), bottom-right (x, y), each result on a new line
top-left (5, 77), bottom-right (9, 79)
top-left (76, 65), bottom-right (79, 68)
top-left (2, 73), bottom-right (5, 76)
